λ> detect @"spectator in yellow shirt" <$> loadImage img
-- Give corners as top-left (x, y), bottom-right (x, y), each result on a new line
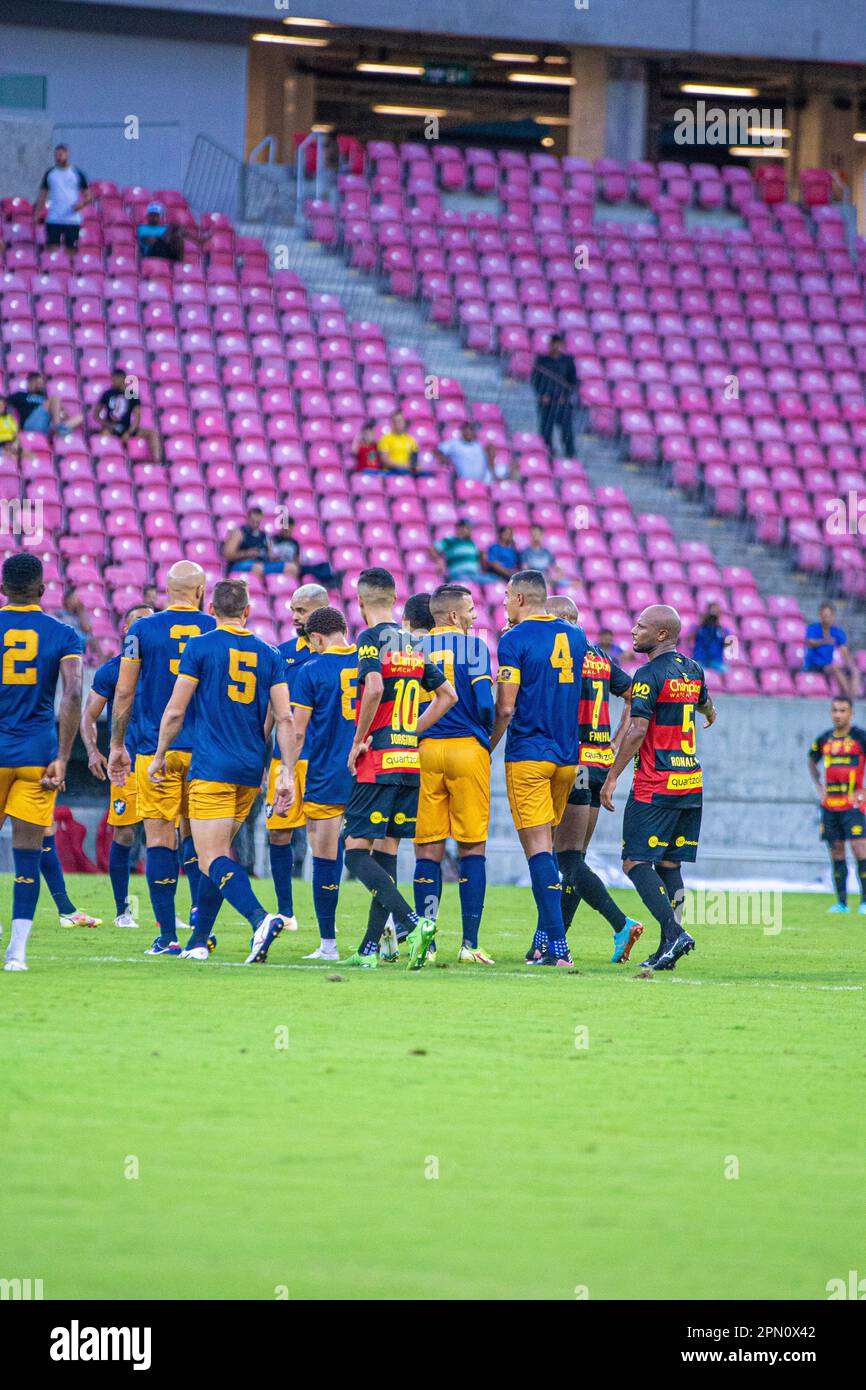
top-left (377, 411), bottom-right (419, 474)
top-left (0, 394), bottom-right (31, 465)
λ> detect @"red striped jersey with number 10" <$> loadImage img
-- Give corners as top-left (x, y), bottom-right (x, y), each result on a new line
top-left (354, 621), bottom-right (446, 784)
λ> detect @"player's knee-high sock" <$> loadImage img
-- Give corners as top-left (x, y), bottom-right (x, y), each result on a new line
top-left (367, 849), bottom-right (397, 940)
top-left (146, 845), bottom-right (179, 941)
top-left (181, 836), bottom-right (203, 919)
top-left (40, 836), bottom-right (76, 915)
top-left (567, 859), bottom-right (627, 934)
top-left (832, 857), bottom-right (848, 905)
top-left (345, 848), bottom-right (419, 955)
top-left (209, 854), bottom-right (268, 930)
top-left (312, 856), bottom-right (340, 942)
top-left (654, 863), bottom-right (685, 924)
top-left (528, 851), bottom-right (568, 960)
top-left (268, 838), bottom-right (294, 917)
top-left (557, 848), bottom-right (583, 931)
top-left (108, 841), bottom-right (132, 915)
top-left (626, 862), bottom-right (679, 943)
top-left (413, 857), bottom-right (442, 919)
top-left (458, 855), bottom-right (486, 948)
top-left (857, 859), bottom-right (866, 904)
top-left (7, 848), bottom-right (41, 965)
top-left (186, 874), bottom-right (224, 948)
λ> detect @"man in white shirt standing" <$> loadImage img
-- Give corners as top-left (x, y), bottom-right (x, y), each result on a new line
top-left (35, 144), bottom-right (91, 251)
top-left (437, 421), bottom-right (495, 483)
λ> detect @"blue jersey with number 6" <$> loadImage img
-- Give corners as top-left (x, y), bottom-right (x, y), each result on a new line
top-left (289, 645), bottom-right (358, 806)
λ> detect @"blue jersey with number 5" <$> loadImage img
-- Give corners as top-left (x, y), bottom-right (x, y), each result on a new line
top-left (179, 625), bottom-right (287, 785)
top-left (0, 604), bottom-right (82, 766)
top-left (122, 605), bottom-right (216, 754)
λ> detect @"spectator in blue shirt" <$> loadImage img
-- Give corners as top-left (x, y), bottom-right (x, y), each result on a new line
top-left (485, 525), bottom-right (520, 580)
top-left (691, 602), bottom-right (730, 672)
top-left (804, 603), bottom-right (856, 697)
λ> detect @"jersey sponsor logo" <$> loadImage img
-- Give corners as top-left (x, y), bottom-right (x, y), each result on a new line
top-left (497, 666), bottom-right (519, 683)
top-left (358, 644), bottom-right (380, 660)
top-left (582, 652), bottom-right (611, 678)
top-left (632, 682), bottom-right (651, 698)
top-left (666, 770), bottom-right (703, 792)
top-left (580, 746), bottom-right (615, 767)
top-left (393, 811), bottom-right (416, 826)
top-left (647, 836), bottom-right (668, 848)
top-left (664, 678), bottom-right (703, 700)
top-left (369, 809), bottom-right (388, 824)
top-left (674, 835), bottom-right (699, 848)
top-left (380, 749), bottom-right (420, 772)
top-left (854, 824), bottom-right (864, 836)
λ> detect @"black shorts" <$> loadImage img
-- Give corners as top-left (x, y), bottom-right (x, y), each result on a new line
top-left (622, 794), bottom-right (702, 863)
top-left (568, 766), bottom-right (603, 809)
top-left (45, 223), bottom-right (81, 249)
top-left (821, 808), bottom-right (865, 843)
top-left (343, 780), bottom-right (419, 840)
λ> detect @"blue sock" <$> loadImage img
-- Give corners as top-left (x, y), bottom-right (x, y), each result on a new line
top-left (458, 855), bottom-right (486, 948)
top-left (268, 839), bottom-right (294, 916)
top-left (413, 857), bottom-right (442, 919)
top-left (187, 874), bottom-right (224, 948)
top-left (181, 836), bottom-right (203, 923)
top-left (146, 845), bottom-right (179, 942)
top-left (40, 836), bottom-right (76, 914)
top-left (312, 855), bottom-right (340, 941)
top-left (210, 854), bottom-right (267, 929)
top-left (108, 841), bottom-right (132, 915)
top-left (528, 852), bottom-right (568, 959)
top-left (12, 848), bottom-right (41, 921)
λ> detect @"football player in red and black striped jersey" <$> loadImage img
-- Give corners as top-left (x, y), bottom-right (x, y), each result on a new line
top-left (602, 604), bottom-right (716, 971)
top-left (807, 697), bottom-right (866, 914)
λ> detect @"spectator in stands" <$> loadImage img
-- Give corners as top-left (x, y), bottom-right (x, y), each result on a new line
top-left (520, 523), bottom-right (558, 580)
top-left (485, 525), bottom-right (520, 579)
top-left (353, 421), bottom-right (381, 472)
top-left (7, 371), bottom-right (82, 438)
top-left (223, 505), bottom-right (272, 576)
top-left (142, 583), bottom-right (161, 611)
top-left (437, 421), bottom-right (494, 483)
top-left (691, 602), bottom-right (730, 672)
top-left (271, 515), bottom-right (339, 589)
top-left (0, 394), bottom-right (32, 465)
top-left (433, 519), bottom-right (495, 585)
top-left (378, 411), bottom-right (419, 474)
top-left (804, 603), bottom-right (857, 698)
top-left (55, 586), bottom-right (107, 665)
top-left (34, 143), bottom-right (91, 251)
top-left (597, 627), bottom-right (623, 661)
top-left (136, 200), bottom-right (212, 261)
top-left (94, 368), bottom-right (162, 463)
top-left (531, 333), bottom-right (577, 457)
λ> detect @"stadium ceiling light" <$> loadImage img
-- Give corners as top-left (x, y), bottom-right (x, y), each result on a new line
top-left (282, 16), bottom-right (334, 24)
top-left (680, 83), bottom-right (760, 97)
top-left (491, 53), bottom-right (540, 63)
top-left (252, 32), bottom-right (330, 46)
top-left (729, 145), bottom-right (790, 158)
top-left (853, 132), bottom-right (866, 142)
top-left (373, 104), bottom-right (448, 117)
top-left (746, 127), bottom-right (790, 139)
top-left (541, 136), bottom-right (556, 147)
top-left (535, 115), bottom-right (571, 127)
top-left (356, 62), bottom-right (425, 76)
top-left (311, 123), bottom-right (334, 133)
top-left (544, 56), bottom-right (570, 65)
top-left (508, 72), bottom-right (576, 86)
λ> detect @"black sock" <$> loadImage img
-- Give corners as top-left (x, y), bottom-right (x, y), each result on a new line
top-left (557, 849), bottom-right (583, 932)
top-left (345, 849), bottom-right (418, 953)
top-left (858, 861), bottom-right (866, 903)
top-left (654, 863), bottom-right (685, 925)
top-left (568, 857), bottom-right (627, 932)
top-left (364, 850), bottom-right (398, 942)
top-left (833, 858), bottom-right (849, 905)
top-left (626, 862), bottom-right (680, 942)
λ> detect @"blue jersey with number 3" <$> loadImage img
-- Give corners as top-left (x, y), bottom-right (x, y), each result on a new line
top-left (179, 625), bottom-right (287, 785)
top-left (0, 604), bottom-right (82, 766)
top-left (122, 605), bottom-right (217, 755)
top-left (289, 645), bottom-right (358, 805)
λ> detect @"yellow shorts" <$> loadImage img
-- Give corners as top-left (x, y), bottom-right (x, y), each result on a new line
top-left (136, 749), bottom-right (192, 822)
top-left (304, 802), bottom-right (345, 821)
top-left (0, 765), bottom-right (56, 828)
top-left (266, 757), bottom-right (307, 830)
top-left (108, 771), bottom-right (140, 827)
top-left (416, 736), bottom-right (491, 844)
top-left (505, 760), bottom-right (576, 831)
top-left (188, 780), bottom-right (259, 822)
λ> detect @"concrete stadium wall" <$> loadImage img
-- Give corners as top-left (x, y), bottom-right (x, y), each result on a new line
top-left (1, 23), bottom-right (248, 190)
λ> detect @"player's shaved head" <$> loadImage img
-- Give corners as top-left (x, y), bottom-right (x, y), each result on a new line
top-left (2, 552), bottom-right (44, 602)
top-left (632, 604), bottom-right (682, 654)
top-left (547, 595), bottom-right (578, 624)
top-left (212, 579), bottom-right (250, 620)
top-left (166, 560), bottom-right (205, 607)
top-left (290, 583), bottom-right (328, 634)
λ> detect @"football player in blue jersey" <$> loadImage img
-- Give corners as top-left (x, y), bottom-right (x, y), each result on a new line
top-left (0, 553), bottom-right (83, 971)
top-left (80, 602), bottom-right (153, 927)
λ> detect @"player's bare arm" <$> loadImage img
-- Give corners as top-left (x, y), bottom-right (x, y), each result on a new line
top-left (808, 751), bottom-right (824, 799)
top-left (600, 715), bottom-right (650, 812)
top-left (149, 675), bottom-right (196, 782)
top-left (698, 697), bottom-right (717, 728)
top-left (81, 688), bottom-right (108, 780)
top-left (490, 679), bottom-right (518, 752)
top-left (43, 654), bottom-right (83, 790)
top-left (610, 689), bottom-right (632, 757)
top-left (348, 670), bottom-right (383, 774)
top-left (415, 679), bottom-right (457, 737)
top-left (272, 691), bottom-right (303, 812)
top-left (108, 657), bottom-right (141, 783)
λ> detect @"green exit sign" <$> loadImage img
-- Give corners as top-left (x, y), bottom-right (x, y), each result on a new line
top-left (423, 63), bottom-right (473, 86)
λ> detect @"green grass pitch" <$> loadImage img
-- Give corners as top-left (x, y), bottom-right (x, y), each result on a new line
top-left (2, 874), bottom-right (864, 1301)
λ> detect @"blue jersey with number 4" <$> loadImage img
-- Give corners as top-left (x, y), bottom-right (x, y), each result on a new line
top-left (496, 614), bottom-right (589, 765)
top-left (122, 605), bottom-right (216, 755)
top-left (290, 645), bottom-right (358, 805)
top-left (0, 604), bottom-right (81, 766)
top-left (179, 625), bottom-right (287, 785)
